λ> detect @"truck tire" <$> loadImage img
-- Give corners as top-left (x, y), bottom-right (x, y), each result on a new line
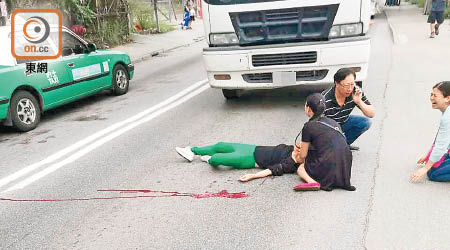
top-left (222, 89), bottom-right (242, 99)
top-left (10, 90), bottom-right (41, 132)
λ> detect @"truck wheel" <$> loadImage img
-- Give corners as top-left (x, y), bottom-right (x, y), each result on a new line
top-left (112, 64), bottom-right (129, 96)
top-left (10, 90), bottom-right (41, 132)
top-left (222, 89), bottom-right (242, 99)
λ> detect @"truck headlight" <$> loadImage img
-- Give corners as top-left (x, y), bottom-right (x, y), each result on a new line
top-left (329, 23), bottom-right (363, 38)
top-left (209, 33), bottom-right (239, 46)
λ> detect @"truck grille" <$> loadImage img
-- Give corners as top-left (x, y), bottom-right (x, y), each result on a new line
top-left (242, 70), bottom-right (328, 83)
top-left (229, 5), bottom-right (339, 46)
top-left (252, 51), bottom-right (317, 67)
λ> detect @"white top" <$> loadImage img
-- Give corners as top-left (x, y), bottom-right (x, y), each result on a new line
top-left (430, 106), bottom-right (450, 162)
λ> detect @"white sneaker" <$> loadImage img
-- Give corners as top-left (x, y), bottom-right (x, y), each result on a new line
top-left (175, 146), bottom-right (194, 162)
top-left (200, 155), bottom-right (211, 163)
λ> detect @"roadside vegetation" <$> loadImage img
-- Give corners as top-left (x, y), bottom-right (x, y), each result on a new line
top-left (406, 0), bottom-right (450, 18)
top-left (128, 0), bottom-right (175, 34)
top-left (6, 0), bottom-right (177, 48)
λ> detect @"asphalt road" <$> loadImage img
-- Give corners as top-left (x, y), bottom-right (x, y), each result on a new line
top-left (0, 14), bottom-right (420, 250)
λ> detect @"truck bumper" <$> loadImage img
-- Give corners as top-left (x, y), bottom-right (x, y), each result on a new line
top-left (202, 36), bottom-right (370, 89)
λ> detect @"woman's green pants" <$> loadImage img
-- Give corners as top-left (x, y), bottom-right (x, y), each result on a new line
top-left (191, 142), bottom-right (257, 169)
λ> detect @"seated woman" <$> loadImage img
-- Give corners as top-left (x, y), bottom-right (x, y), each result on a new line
top-left (176, 93), bottom-right (355, 191)
top-left (411, 81), bottom-right (450, 182)
top-left (293, 93), bottom-right (355, 191)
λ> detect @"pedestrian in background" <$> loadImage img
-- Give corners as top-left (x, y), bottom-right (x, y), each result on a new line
top-left (385, 0), bottom-right (394, 6)
top-left (181, 8), bottom-right (190, 29)
top-left (428, 0), bottom-right (448, 38)
top-left (411, 82), bottom-right (450, 182)
top-left (321, 68), bottom-right (375, 151)
top-left (187, 5), bottom-right (195, 29)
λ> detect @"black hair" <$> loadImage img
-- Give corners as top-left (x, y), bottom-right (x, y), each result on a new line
top-left (294, 93), bottom-right (326, 145)
top-left (433, 81), bottom-right (450, 97)
top-left (306, 93), bottom-right (326, 121)
top-left (334, 68), bottom-right (356, 84)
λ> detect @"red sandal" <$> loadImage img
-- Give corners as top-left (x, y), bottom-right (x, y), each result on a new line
top-left (293, 183), bottom-right (321, 191)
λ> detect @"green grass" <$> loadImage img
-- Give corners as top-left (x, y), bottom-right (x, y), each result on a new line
top-left (84, 20), bottom-right (132, 48)
top-left (417, 0), bottom-right (425, 8)
top-left (129, 0), bottom-right (175, 33)
top-left (155, 22), bottom-right (175, 33)
top-left (445, 7), bottom-right (450, 19)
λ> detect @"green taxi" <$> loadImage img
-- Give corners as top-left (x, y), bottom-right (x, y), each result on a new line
top-left (0, 26), bottom-right (134, 132)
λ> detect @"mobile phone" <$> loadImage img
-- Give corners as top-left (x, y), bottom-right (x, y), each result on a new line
top-left (353, 81), bottom-right (363, 94)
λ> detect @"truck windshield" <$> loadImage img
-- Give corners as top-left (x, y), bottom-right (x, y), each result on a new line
top-left (205, 0), bottom-right (284, 5)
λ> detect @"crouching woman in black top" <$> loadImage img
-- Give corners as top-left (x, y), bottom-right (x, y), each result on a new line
top-left (293, 93), bottom-right (355, 191)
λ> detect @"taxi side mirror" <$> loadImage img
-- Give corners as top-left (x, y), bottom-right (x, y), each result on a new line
top-left (87, 43), bottom-right (97, 52)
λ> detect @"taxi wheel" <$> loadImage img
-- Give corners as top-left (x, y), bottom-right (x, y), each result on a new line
top-left (112, 64), bottom-right (129, 96)
top-left (10, 90), bottom-right (41, 132)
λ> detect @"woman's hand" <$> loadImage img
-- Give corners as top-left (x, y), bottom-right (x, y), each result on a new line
top-left (292, 150), bottom-right (303, 164)
top-left (410, 166), bottom-right (429, 182)
top-left (417, 155), bottom-right (427, 164)
top-left (239, 174), bottom-right (255, 182)
top-left (239, 169), bottom-right (273, 182)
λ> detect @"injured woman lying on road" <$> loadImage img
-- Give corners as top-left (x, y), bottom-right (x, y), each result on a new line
top-left (175, 93), bottom-right (356, 192)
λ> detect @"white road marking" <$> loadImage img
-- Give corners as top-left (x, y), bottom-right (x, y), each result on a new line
top-left (0, 80), bottom-right (209, 192)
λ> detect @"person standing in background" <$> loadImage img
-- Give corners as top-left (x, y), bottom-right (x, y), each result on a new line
top-left (428, 0), bottom-right (448, 38)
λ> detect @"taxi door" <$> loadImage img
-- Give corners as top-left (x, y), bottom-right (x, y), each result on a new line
top-left (20, 58), bottom-right (73, 109)
top-left (62, 31), bottom-right (109, 95)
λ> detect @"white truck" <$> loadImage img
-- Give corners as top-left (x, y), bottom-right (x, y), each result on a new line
top-left (201, 0), bottom-right (371, 99)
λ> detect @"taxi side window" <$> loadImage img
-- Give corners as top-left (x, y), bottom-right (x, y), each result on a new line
top-left (62, 32), bottom-right (87, 57)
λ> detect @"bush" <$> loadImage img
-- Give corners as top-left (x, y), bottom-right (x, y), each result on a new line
top-left (128, 0), bottom-right (175, 33)
top-left (158, 22), bottom-right (175, 33)
top-left (417, 0), bottom-right (425, 7)
top-left (85, 20), bottom-right (131, 48)
top-left (129, 0), bottom-right (155, 30)
top-left (445, 7), bottom-right (450, 19)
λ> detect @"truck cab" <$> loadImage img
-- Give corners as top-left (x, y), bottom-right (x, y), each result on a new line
top-left (201, 0), bottom-right (371, 98)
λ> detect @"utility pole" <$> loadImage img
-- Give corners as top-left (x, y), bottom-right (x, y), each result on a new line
top-left (153, 0), bottom-right (160, 33)
top-left (168, 0), bottom-right (172, 22)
